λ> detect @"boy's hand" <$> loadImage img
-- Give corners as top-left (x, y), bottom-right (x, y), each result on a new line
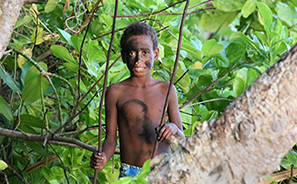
top-left (158, 123), bottom-right (178, 142)
top-left (90, 152), bottom-right (107, 170)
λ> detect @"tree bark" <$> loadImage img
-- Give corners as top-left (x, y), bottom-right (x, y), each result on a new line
top-left (0, 0), bottom-right (24, 60)
top-left (147, 44), bottom-right (297, 184)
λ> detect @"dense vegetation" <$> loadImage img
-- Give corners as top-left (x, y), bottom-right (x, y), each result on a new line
top-left (0, 0), bottom-right (297, 183)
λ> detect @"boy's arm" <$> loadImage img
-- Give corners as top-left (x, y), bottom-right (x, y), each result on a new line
top-left (158, 85), bottom-right (185, 142)
top-left (90, 85), bottom-right (118, 170)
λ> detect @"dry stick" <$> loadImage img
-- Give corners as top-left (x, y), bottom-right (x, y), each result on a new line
top-left (151, 0), bottom-right (190, 158)
top-left (179, 62), bottom-right (246, 109)
top-left (93, 0), bottom-right (118, 183)
top-left (153, 0), bottom-right (186, 14)
top-left (174, 69), bottom-right (189, 85)
top-left (48, 143), bottom-right (70, 184)
top-left (53, 56), bottom-right (120, 134)
top-left (188, 0), bottom-right (213, 10)
top-left (184, 98), bottom-right (233, 108)
top-left (6, 164), bottom-right (29, 184)
top-left (76, 8), bottom-right (97, 114)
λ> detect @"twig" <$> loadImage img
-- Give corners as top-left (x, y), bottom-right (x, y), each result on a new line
top-left (6, 163), bottom-right (29, 184)
top-left (8, 46), bottom-right (64, 124)
top-left (152, 0), bottom-right (190, 158)
top-left (75, 1), bottom-right (103, 35)
top-left (48, 144), bottom-right (70, 184)
top-left (0, 170), bottom-right (9, 184)
top-left (76, 6), bottom-right (98, 113)
top-left (112, 7), bottom-right (214, 18)
top-left (179, 62), bottom-right (246, 109)
top-left (54, 56), bottom-right (120, 134)
top-left (188, 0), bottom-right (213, 10)
top-left (153, 0), bottom-right (186, 14)
top-left (93, 0), bottom-right (118, 182)
top-left (184, 98), bottom-right (233, 108)
top-left (174, 69), bottom-right (189, 85)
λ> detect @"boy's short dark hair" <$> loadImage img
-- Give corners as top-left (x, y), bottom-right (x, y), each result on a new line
top-left (120, 22), bottom-right (158, 51)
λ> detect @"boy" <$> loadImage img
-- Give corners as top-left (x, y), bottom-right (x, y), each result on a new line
top-left (90, 22), bottom-right (185, 178)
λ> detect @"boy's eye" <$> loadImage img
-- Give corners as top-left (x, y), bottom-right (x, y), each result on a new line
top-left (128, 51), bottom-right (135, 57)
top-left (143, 51), bottom-right (148, 55)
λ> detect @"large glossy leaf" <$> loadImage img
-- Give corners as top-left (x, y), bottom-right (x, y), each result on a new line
top-left (201, 39), bottom-right (224, 57)
top-left (22, 62), bottom-right (49, 103)
top-left (213, 0), bottom-right (246, 12)
top-left (201, 10), bottom-right (238, 32)
top-left (233, 68), bottom-right (260, 97)
top-left (256, 2), bottom-right (272, 26)
top-left (51, 45), bottom-right (77, 64)
top-left (57, 28), bottom-right (73, 47)
top-left (44, 0), bottom-right (59, 13)
top-left (241, 0), bottom-right (256, 18)
top-left (0, 96), bottom-right (13, 122)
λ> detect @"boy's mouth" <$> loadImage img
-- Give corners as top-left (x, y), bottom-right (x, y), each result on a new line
top-left (134, 66), bottom-right (145, 72)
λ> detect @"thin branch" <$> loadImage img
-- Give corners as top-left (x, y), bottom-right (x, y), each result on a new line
top-left (153, 0), bottom-right (186, 14)
top-left (9, 46), bottom-right (63, 123)
top-left (6, 163), bottom-right (29, 184)
top-left (184, 98), bottom-right (233, 108)
top-left (112, 7), bottom-right (214, 18)
top-left (152, 0), bottom-right (190, 158)
top-left (179, 62), bottom-right (246, 109)
top-left (74, 1), bottom-right (103, 35)
top-left (91, 27), bottom-right (126, 40)
top-left (53, 56), bottom-right (120, 134)
top-left (94, 0), bottom-right (118, 182)
top-left (188, 0), bottom-right (213, 10)
top-left (174, 69), bottom-right (189, 85)
top-left (48, 144), bottom-right (70, 184)
top-left (76, 6), bottom-right (98, 113)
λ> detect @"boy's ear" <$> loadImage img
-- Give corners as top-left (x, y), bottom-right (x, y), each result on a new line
top-left (154, 48), bottom-right (159, 62)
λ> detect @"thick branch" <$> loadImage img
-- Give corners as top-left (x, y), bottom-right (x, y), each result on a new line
top-left (0, 127), bottom-right (97, 152)
top-left (0, 0), bottom-right (24, 59)
top-left (148, 45), bottom-right (297, 183)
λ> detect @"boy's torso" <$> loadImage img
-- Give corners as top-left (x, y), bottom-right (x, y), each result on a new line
top-left (110, 79), bottom-right (170, 167)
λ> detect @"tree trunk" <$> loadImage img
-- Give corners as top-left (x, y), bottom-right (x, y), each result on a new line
top-left (147, 44), bottom-right (297, 184)
top-left (0, 0), bottom-right (24, 59)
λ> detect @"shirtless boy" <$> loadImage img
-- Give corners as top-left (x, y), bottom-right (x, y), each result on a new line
top-left (90, 22), bottom-right (185, 178)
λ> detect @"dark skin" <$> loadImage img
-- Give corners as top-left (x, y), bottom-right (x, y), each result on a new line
top-left (90, 35), bottom-right (185, 169)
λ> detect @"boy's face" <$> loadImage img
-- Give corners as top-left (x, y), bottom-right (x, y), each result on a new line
top-left (122, 35), bottom-right (159, 78)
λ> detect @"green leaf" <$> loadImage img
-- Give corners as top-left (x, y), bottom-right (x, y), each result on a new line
top-left (57, 28), bottom-right (73, 47)
top-left (45, 0), bottom-right (59, 13)
top-left (202, 39), bottom-right (224, 57)
top-left (51, 45), bottom-right (77, 64)
top-left (213, 0), bottom-right (246, 12)
top-left (241, 0), bottom-right (256, 18)
top-left (256, 2), bottom-right (272, 26)
top-left (201, 10), bottom-right (238, 32)
top-left (0, 160), bottom-right (8, 170)
top-left (175, 68), bottom-right (191, 93)
top-left (230, 32), bottom-right (265, 57)
top-left (225, 42), bottom-right (246, 63)
top-left (213, 54), bottom-right (229, 68)
top-left (0, 96), bottom-right (13, 122)
top-left (0, 65), bottom-right (21, 94)
top-left (22, 63), bottom-right (49, 103)
top-left (14, 15), bottom-right (32, 29)
top-left (20, 114), bottom-right (44, 128)
top-left (286, 150), bottom-right (297, 165)
top-left (233, 68), bottom-right (260, 97)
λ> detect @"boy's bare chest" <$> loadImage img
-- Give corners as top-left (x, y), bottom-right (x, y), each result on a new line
top-left (116, 87), bottom-right (167, 124)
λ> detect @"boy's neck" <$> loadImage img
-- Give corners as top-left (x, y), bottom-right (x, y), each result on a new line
top-left (127, 75), bottom-right (156, 87)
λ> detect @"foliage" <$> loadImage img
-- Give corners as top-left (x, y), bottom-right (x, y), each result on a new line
top-left (0, 0), bottom-right (297, 183)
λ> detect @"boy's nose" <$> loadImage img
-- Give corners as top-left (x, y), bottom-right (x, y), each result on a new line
top-left (135, 53), bottom-right (143, 63)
